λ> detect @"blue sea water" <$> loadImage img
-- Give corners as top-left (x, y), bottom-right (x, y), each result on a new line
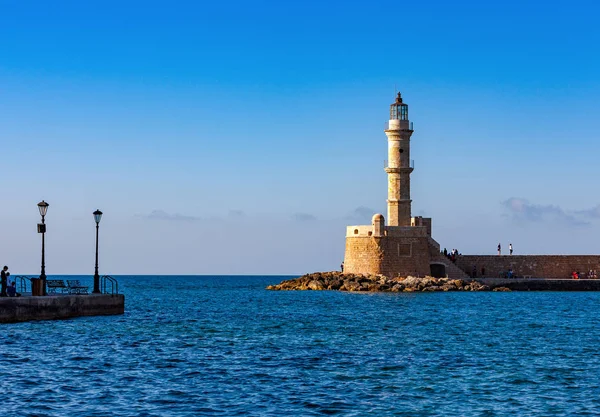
top-left (2, 275), bottom-right (600, 416)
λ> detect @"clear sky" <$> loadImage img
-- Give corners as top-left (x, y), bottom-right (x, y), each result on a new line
top-left (1, 0), bottom-right (599, 275)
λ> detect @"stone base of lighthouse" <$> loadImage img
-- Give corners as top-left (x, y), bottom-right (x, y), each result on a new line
top-left (343, 215), bottom-right (467, 279)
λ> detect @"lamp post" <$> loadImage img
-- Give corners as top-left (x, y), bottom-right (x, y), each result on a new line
top-left (37, 200), bottom-right (49, 296)
top-left (93, 209), bottom-right (103, 294)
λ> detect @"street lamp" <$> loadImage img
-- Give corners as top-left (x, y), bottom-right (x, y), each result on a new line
top-left (93, 209), bottom-right (103, 294)
top-left (37, 200), bottom-right (49, 295)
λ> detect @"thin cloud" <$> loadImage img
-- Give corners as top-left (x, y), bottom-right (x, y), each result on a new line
top-left (228, 210), bottom-right (246, 218)
top-left (292, 213), bottom-right (317, 222)
top-left (345, 206), bottom-right (376, 223)
top-left (140, 210), bottom-right (201, 222)
top-left (502, 198), bottom-right (590, 227)
top-left (577, 205), bottom-right (600, 219)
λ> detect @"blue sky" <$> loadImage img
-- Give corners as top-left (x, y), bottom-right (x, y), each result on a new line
top-left (1, 0), bottom-right (599, 274)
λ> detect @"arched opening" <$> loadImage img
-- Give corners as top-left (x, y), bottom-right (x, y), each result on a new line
top-left (430, 263), bottom-right (446, 278)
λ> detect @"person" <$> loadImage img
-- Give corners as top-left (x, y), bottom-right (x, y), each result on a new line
top-left (340, 262), bottom-right (344, 273)
top-left (0, 266), bottom-right (8, 297)
top-left (572, 271), bottom-right (579, 280)
top-left (509, 243), bottom-right (513, 255)
top-left (7, 281), bottom-right (17, 297)
top-left (472, 265), bottom-right (477, 278)
top-left (481, 266), bottom-right (486, 277)
top-left (497, 243), bottom-right (501, 256)
top-left (443, 248), bottom-right (447, 257)
top-left (508, 268), bottom-right (513, 279)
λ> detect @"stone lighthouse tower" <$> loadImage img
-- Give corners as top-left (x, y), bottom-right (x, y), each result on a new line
top-left (385, 92), bottom-right (414, 227)
top-left (343, 92), bottom-right (439, 279)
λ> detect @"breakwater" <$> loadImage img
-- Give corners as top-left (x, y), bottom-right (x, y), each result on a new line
top-left (267, 272), bottom-right (600, 292)
top-left (0, 294), bottom-right (125, 323)
top-left (267, 272), bottom-right (509, 292)
top-left (456, 255), bottom-right (600, 279)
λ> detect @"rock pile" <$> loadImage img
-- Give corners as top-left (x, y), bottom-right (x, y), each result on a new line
top-left (266, 272), bottom-right (510, 292)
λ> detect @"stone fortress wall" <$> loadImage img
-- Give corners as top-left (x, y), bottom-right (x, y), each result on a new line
top-left (344, 233), bottom-right (432, 278)
top-left (455, 255), bottom-right (600, 279)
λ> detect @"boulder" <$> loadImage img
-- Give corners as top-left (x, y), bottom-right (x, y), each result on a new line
top-left (391, 284), bottom-right (405, 292)
top-left (343, 281), bottom-right (361, 292)
top-left (327, 280), bottom-right (343, 290)
top-left (307, 280), bottom-right (324, 291)
top-left (450, 280), bottom-right (464, 288)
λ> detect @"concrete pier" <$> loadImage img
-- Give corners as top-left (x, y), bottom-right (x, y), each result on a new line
top-left (475, 278), bottom-right (600, 291)
top-left (0, 294), bottom-right (125, 323)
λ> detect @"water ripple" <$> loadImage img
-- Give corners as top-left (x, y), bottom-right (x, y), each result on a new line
top-left (3, 276), bottom-right (600, 416)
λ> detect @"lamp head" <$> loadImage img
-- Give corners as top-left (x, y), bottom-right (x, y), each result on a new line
top-left (37, 200), bottom-right (49, 217)
top-left (93, 209), bottom-right (103, 224)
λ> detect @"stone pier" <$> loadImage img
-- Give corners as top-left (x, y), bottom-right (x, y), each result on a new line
top-left (0, 294), bottom-right (125, 323)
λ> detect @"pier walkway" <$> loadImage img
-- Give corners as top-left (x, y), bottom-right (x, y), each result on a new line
top-left (0, 293), bottom-right (125, 323)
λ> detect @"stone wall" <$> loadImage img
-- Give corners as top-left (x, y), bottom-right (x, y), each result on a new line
top-left (0, 294), bottom-right (125, 323)
top-left (343, 235), bottom-right (431, 278)
top-left (456, 255), bottom-right (600, 279)
top-left (378, 235), bottom-right (431, 277)
top-left (344, 236), bottom-right (385, 275)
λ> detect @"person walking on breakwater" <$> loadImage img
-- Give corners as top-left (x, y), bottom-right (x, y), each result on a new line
top-left (1, 266), bottom-right (8, 297)
top-left (497, 243), bottom-right (501, 256)
top-left (509, 243), bottom-right (513, 255)
top-left (340, 262), bottom-right (344, 272)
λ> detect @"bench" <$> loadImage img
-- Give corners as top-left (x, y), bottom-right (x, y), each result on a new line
top-left (67, 280), bottom-right (89, 295)
top-left (47, 279), bottom-right (68, 294)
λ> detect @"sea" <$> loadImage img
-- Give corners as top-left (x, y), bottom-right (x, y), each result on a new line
top-left (2, 275), bottom-right (600, 416)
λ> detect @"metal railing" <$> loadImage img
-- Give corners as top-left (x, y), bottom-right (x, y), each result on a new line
top-left (14, 276), bottom-right (31, 294)
top-left (100, 275), bottom-right (119, 295)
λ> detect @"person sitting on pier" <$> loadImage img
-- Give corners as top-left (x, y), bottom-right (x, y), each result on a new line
top-left (507, 268), bottom-right (514, 279)
top-left (572, 271), bottom-right (579, 280)
top-left (7, 281), bottom-right (18, 297)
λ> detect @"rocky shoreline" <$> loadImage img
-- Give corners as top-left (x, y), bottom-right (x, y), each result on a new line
top-left (266, 272), bottom-right (511, 293)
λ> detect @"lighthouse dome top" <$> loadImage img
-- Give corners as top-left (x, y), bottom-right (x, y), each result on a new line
top-left (390, 92), bottom-right (408, 121)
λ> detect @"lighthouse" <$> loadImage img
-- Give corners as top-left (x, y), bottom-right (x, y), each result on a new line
top-left (385, 92), bottom-right (414, 227)
top-left (343, 91), bottom-right (438, 279)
